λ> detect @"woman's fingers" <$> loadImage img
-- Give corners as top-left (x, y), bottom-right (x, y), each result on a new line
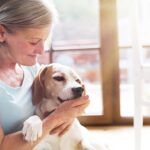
top-left (50, 119), bottom-right (74, 136)
top-left (58, 123), bottom-right (72, 136)
top-left (68, 95), bottom-right (90, 107)
top-left (55, 95), bottom-right (90, 118)
top-left (74, 100), bottom-right (90, 115)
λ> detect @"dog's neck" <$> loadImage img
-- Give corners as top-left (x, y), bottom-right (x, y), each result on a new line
top-left (43, 109), bottom-right (56, 118)
top-left (38, 97), bottom-right (61, 119)
top-left (43, 91), bottom-right (53, 99)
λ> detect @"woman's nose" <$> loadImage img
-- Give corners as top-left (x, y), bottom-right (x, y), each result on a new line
top-left (35, 41), bottom-right (44, 55)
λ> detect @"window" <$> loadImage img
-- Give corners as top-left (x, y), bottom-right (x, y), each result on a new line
top-left (38, 0), bottom-right (150, 125)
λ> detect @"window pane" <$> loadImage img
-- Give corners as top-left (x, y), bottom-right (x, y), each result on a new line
top-left (140, 0), bottom-right (150, 45)
top-left (117, 0), bottom-right (150, 46)
top-left (52, 0), bottom-right (100, 46)
top-left (119, 48), bottom-right (134, 117)
top-left (52, 50), bottom-right (103, 115)
top-left (117, 0), bottom-right (132, 47)
top-left (117, 0), bottom-right (134, 117)
top-left (119, 48), bottom-right (150, 117)
top-left (50, 0), bottom-right (102, 116)
top-left (117, 0), bottom-right (150, 117)
top-left (143, 48), bottom-right (150, 116)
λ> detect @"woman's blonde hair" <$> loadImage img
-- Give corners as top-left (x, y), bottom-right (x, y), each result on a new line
top-left (0, 0), bottom-right (57, 31)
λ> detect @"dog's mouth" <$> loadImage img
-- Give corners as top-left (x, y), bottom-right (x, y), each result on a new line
top-left (57, 95), bottom-right (82, 103)
top-left (57, 97), bottom-right (72, 103)
top-left (58, 97), bottom-right (65, 103)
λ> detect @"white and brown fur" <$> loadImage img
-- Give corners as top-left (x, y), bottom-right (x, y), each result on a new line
top-left (22, 63), bottom-right (108, 150)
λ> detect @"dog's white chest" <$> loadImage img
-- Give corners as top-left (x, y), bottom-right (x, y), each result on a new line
top-left (33, 119), bottom-right (86, 150)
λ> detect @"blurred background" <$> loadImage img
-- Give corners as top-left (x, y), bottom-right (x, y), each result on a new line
top-left (37, 0), bottom-right (150, 125)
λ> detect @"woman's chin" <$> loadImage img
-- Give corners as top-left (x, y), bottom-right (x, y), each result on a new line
top-left (20, 60), bottom-right (37, 66)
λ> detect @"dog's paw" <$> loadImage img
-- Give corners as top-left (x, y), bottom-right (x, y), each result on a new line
top-left (22, 115), bottom-right (43, 142)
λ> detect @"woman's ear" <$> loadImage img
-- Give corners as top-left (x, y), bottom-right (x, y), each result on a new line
top-left (0, 25), bottom-right (6, 43)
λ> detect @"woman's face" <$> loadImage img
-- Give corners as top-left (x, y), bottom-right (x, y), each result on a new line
top-left (4, 25), bottom-right (51, 66)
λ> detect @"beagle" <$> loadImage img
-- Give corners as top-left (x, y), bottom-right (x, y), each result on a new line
top-left (22, 63), bottom-right (108, 150)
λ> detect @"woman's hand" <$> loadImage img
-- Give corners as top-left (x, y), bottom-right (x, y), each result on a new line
top-left (50, 118), bottom-right (74, 136)
top-left (49, 95), bottom-right (90, 136)
top-left (55, 95), bottom-right (89, 120)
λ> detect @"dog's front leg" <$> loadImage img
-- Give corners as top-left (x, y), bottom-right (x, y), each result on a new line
top-left (22, 115), bottom-right (43, 142)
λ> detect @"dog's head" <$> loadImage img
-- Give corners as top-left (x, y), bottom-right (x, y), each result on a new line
top-left (32, 63), bottom-right (84, 105)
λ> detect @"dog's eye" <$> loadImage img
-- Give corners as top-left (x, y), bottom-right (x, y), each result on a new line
top-left (76, 79), bottom-right (81, 84)
top-left (53, 76), bottom-right (65, 81)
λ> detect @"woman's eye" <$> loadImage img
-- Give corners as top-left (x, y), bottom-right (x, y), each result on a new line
top-left (53, 76), bottom-right (65, 81)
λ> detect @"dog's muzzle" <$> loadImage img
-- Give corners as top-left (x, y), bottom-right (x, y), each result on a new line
top-left (58, 87), bottom-right (84, 103)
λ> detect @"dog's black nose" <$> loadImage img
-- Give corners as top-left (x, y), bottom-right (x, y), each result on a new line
top-left (72, 87), bottom-right (84, 98)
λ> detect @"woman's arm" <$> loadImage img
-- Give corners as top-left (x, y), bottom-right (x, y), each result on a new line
top-left (0, 114), bottom-right (56, 150)
top-left (0, 95), bottom-right (89, 150)
top-left (0, 124), bottom-right (45, 150)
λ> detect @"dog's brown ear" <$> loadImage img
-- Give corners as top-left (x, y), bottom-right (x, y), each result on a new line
top-left (32, 67), bottom-right (48, 105)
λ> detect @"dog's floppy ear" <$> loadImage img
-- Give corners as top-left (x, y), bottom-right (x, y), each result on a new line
top-left (32, 66), bottom-right (48, 105)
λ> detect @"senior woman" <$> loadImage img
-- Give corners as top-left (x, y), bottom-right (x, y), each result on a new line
top-left (0, 0), bottom-right (89, 149)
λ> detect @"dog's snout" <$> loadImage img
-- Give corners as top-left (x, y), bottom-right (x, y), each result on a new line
top-left (72, 87), bottom-right (84, 98)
